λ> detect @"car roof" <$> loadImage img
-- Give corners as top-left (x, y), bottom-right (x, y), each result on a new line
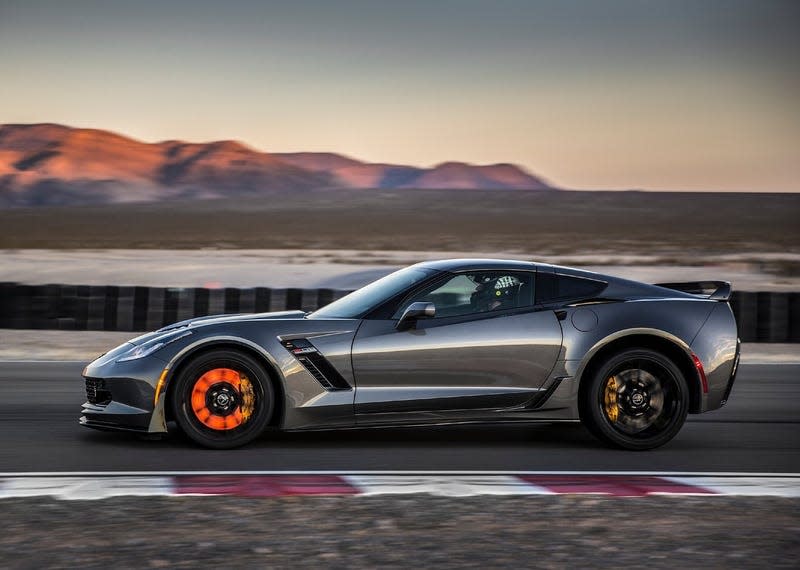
top-left (414, 258), bottom-right (540, 272)
top-left (410, 259), bottom-right (700, 301)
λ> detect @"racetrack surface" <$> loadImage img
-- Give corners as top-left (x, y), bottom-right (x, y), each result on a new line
top-left (0, 363), bottom-right (797, 473)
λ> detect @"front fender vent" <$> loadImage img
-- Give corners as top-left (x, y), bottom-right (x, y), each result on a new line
top-left (281, 339), bottom-right (352, 391)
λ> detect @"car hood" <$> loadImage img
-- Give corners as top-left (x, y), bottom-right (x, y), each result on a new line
top-left (128, 310), bottom-right (307, 345)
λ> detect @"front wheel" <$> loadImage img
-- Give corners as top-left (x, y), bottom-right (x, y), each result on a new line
top-left (580, 348), bottom-right (689, 450)
top-left (171, 349), bottom-right (274, 449)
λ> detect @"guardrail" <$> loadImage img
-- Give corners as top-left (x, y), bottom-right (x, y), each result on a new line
top-left (0, 282), bottom-right (797, 342)
top-left (0, 283), bottom-right (349, 333)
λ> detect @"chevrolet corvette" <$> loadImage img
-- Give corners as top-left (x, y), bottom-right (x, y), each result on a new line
top-left (80, 259), bottom-right (740, 450)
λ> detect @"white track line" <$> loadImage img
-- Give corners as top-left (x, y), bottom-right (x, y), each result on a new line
top-left (344, 475), bottom-right (553, 496)
top-left (1, 474), bottom-right (798, 499)
top-left (665, 476), bottom-right (800, 498)
top-left (1, 471), bottom-right (798, 477)
top-left (0, 476), bottom-right (175, 500)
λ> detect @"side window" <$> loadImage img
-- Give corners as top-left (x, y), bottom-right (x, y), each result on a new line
top-left (394, 271), bottom-right (534, 319)
top-left (536, 272), bottom-right (607, 304)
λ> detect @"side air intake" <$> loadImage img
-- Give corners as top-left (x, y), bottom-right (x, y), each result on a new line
top-left (280, 339), bottom-right (352, 391)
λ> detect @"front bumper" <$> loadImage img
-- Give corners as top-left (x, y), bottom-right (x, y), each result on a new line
top-left (79, 345), bottom-right (168, 433)
top-left (80, 376), bottom-right (155, 433)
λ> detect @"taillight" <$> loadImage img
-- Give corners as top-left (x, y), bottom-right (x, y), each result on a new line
top-left (691, 353), bottom-right (709, 393)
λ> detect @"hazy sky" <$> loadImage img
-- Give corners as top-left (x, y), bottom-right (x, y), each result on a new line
top-left (1, 0), bottom-right (798, 191)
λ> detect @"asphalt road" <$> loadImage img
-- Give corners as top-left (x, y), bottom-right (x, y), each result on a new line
top-left (0, 362), bottom-right (797, 473)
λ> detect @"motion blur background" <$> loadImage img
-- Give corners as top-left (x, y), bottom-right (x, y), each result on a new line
top-left (1, 0), bottom-right (798, 298)
top-left (1, 0), bottom-right (798, 296)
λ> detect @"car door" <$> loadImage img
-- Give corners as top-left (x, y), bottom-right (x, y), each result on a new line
top-left (351, 270), bottom-right (563, 422)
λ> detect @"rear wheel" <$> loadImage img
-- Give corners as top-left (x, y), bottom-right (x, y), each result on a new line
top-left (580, 348), bottom-right (689, 450)
top-left (171, 349), bottom-right (274, 449)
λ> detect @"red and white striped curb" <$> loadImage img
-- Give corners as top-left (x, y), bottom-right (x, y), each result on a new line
top-left (1, 473), bottom-right (798, 500)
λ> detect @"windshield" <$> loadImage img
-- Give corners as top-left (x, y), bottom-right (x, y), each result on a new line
top-left (308, 267), bottom-right (437, 319)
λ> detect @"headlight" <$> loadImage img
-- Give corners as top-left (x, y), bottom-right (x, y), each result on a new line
top-left (117, 330), bottom-right (192, 362)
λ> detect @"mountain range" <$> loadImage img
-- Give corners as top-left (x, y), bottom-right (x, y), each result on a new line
top-left (0, 123), bottom-right (554, 206)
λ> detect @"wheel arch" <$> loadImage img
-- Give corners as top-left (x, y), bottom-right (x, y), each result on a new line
top-left (162, 338), bottom-right (286, 428)
top-left (576, 331), bottom-right (703, 415)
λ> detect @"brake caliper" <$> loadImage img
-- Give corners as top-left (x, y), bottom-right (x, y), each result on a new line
top-left (604, 375), bottom-right (619, 423)
top-left (239, 373), bottom-right (255, 422)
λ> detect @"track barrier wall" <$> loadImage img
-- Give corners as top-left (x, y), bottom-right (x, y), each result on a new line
top-left (0, 282), bottom-right (797, 342)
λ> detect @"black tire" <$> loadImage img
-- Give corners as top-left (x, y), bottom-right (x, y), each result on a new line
top-left (580, 348), bottom-right (689, 450)
top-left (171, 349), bottom-right (274, 449)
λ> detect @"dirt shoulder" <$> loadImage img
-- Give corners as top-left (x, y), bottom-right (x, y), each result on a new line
top-left (0, 495), bottom-right (797, 569)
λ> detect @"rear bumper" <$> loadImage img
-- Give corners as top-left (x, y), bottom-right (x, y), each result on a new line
top-left (719, 338), bottom-right (741, 407)
top-left (690, 303), bottom-right (740, 413)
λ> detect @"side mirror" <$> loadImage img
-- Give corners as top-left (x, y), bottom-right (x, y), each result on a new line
top-left (396, 301), bottom-right (435, 330)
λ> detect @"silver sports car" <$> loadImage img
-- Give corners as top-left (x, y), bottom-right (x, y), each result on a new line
top-left (80, 259), bottom-right (740, 450)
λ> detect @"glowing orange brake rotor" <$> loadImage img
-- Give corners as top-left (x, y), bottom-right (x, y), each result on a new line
top-left (191, 368), bottom-right (255, 430)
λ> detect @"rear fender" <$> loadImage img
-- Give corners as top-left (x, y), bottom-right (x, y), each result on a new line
top-left (689, 303), bottom-right (739, 411)
top-left (569, 327), bottom-right (692, 380)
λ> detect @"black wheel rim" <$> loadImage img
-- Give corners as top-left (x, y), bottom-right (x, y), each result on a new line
top-left (600, 358), bottom-right (681, 438)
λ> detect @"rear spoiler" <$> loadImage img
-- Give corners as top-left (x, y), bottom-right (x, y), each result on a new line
top-left (654, 281), bottom-right (732, 301)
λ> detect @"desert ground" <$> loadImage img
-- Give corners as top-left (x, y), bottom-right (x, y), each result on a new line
top-left (1, 190), bottom-right (798, 290)
top-left (1, 190), bottom-right (797, 257)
